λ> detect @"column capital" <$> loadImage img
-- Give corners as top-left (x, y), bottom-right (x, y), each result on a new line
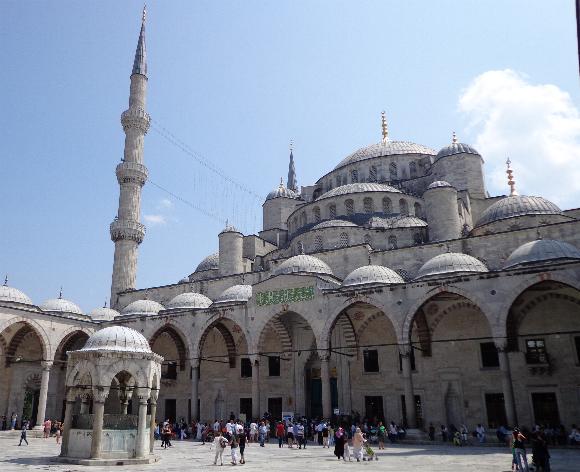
top-left (135, 387), bottom-right (151, 403)
top-left (320, 353), bottom-right (331, 363)
top-left (41, 360), bottom-right (54, 371)
top-left (150, 389), bottom-right (159, 403)
top-left (494, 341), bottom-right (509, 352)
top-left (398, 343), bottom-right (413, 357)
top-left (92, 386), bottom-right (110, 404)
top-left (66, 387), bottom-right (80, 403)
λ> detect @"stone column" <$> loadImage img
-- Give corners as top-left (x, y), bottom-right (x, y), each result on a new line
top-left (34, 361), bottom-right (53, 429)
top-left (191, 362), bottom-right (199, 421)
top-left (90, 389), bottom-right (108, 459)
top-left (320, 356), bottom-right (332, 419)
top-left (119, 388), bottom-right (130, 415)
top-left (149, 391), bottom-right (158, 454)
top-left (80, 395), bottom-right (90, 414)
top-left (60, 389), bottom-right (77, 457)
top-left (497, 343), bottom-right (517, 427)
top-left (251, 358), bottom-right (260, 420)
top-left (400, 345), bottom-right (417, 428)
top-left (135, 388), bottom-right (150, 459)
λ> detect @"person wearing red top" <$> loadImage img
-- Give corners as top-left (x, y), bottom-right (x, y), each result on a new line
top-left (276, 421), bottom-right (286, 448)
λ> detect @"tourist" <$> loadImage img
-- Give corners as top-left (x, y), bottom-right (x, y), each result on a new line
top-left (1, 415), bottom-right (6, 430)
top-left (43, 418), bottom-right (52, 439)
top-left (322, 422), bottom-right (329, 448)
top-left (352, 427), bottom-right (364, 462)
top-left (428, 423), bottom-right (435, 441)
top-left (296, 422), bottom-right (305, 449)
top-left (196, 421), bottom-right (204, 441)
top-left (249, 420), bottom-right (258, 442)
top-left (55, 421), bottom-right (62, 444)
top-left (18, 420), bottom-right (29, 446)
top-left (316, 421), bottom-right (324, 445)
top-left (569, 424), bottom-right (580, 445)
top-left (343, 433), bottom-right (351, 461)
top-left (334, 426), bottom-right (346, 460)
top-left (213, 431), bottom-right (227, 466)
top-left (229, 432), bottom-right (239, 465)
top-left (460, 424), bottom-right (469, 445)
top-left (531, 429), bottom-right (550, 472)
top-left (10, 412), bottom-right (17, 430)
top-left (238, 431), bottom-right (246, 464)
top-left (440, 424), bottom-right (448, 442)
top-left (377, 421), bottom-right (386, 449)
top-left (388, 422), bottom-right (397, 443)
top-left (476, 423), bottom-right (486, 443)
top-left (258, 421), bottom-right (268, 447)
top-left (512, 428), bottom-right (529, 472)
top-left (497, 424), bottom-right (509, 444)
top-left (276, 421), bottom-right (285, 448)
top-left (286, 421), bottom-right (294, 448)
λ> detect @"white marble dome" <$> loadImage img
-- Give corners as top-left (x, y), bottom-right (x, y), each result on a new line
top-left (318, 183), bottom-right (401, 200)
top-left (504, 239), bottom-right (580, 269)
top-left (475, 195), bottom-right (563, 228)
top-left (195, 252), bottom-right (219, 272)
top-left (266, 182), bottom-right (300, 201)
top-left (41, 297), bottom-right (83, 315)
top-left (426, 180), bottom-right (454, 190)
top-left (120, 299), bottom-right (164, 317)
top-left (415, 252), bottom-right (488, 280)
top-left (335, 141), bottom-right (436, 169)
top-left (274, 254), bottom-right (333, 276)
top-left (81, 326), bottom-right (151, 353)
top-left (167, 292), bottom-right (212, 309)
top-left (312, 219), bottom-right (358, 230)
top-left (213, 285), bottom-right (252, 304)
top-left (343, 265), bottom-right (404, 287)
top-left (435, 142), bottom-right (480, 161)
top-left (0, 284), bottom-right (33, 305)
top-left (90, 306), bottom-right (120, 321)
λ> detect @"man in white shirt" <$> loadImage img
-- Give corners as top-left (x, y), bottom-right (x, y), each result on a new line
top-left (250, 421), bottom-right (258, 442)
top-left (476, 424), bottom-right (486, 443)
top-left (213, 420), bottom-right (221, 433)
top-left (213, 431), bottom-right (227, 466)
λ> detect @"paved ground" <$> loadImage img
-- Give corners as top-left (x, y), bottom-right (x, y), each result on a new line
top-left (0, 435), bottom-right (578, 471)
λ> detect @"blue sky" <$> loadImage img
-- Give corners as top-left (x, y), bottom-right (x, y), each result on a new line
top-left (1, 0), bottom-right (579, 312)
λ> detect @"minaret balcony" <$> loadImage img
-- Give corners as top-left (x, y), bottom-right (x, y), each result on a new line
top-left (110, 218), bottom-right (146, 243)
top-left (116, 161), bottom-right (148, 185)
top-left (121, 107), bottom-right (150, 134)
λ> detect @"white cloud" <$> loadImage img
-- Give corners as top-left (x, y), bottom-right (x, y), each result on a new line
top-left (143, 214), bottom-right (166, 225)
top-left (157, 198), bottom-right (173, 210)
top-left (458, 70), bottom-right (580, 208)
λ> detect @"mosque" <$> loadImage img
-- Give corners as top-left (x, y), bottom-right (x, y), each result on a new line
top-left (1, 11), bottom-right (580, 436)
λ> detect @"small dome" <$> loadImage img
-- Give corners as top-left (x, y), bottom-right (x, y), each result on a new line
top-left (274, 254), bottom-right (333, 276)
top-left (415, 252), bottom-right (488, 280)
top-left (89, 306), bottom-right (120, 321)
top-left (343, 265), bottom-right (404, 287)
top-left (214, 285), bottom-right (252, 304)
top-left (167, 292), bottom-right (212, 309)
top-left (0, 283), bottom-right (33, 305)
top-left (195, 252), bottom-right (219, 272)
top-left (319, 183), bottom-right (401, 200)
top-left (335, 141), bottom-right (436, 169)
top-left (504, 239), bottom-right (580, 269)
top-left (41, 297), bottom-right (83, 315)
top-left (120, 299), bottom-right (164, 317)
top-left (81, 326), bottom-right (151, 353)
top-left (312, 219), bottom-right (358, 230)
top-left (426, 180), bottom-right (454, 190)
top-left (436, 142), bottom-right (480, 161)
top-left (366, 215), bottom-right (427, 229)
top-left (475, 195), bottom-right (563, 228)
top-left (178, 277), bottom-right (189, 284)
top-left (266, 181), bottom-right (300, 201)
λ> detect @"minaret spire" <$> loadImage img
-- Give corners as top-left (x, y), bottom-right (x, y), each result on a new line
top-left (110, 9), bottom-right (151, 308)
top-left (287, 140), bottom-right (298, 192)
top-left (381, 111), bottom-right (389, 143)
top-left (506, 158), bottom-right (518, 196)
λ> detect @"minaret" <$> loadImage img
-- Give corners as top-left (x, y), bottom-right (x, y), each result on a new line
top-left (287, 141), bottom-right (298, 192)
top-left (110, 7), bottom-right (150, 308)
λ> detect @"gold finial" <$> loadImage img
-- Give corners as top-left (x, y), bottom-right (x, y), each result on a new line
top-left (452, 131), bottom-right (457, 144)
top-left (290, 139), bottom-right (293, 153)
top-left (381, 111), bottom-right (389, 143)
top-left (142, 4), bottom-right (147, 23)
top-left (506, 158), bottom-right (518, 196)
top-left (279, 177), bottom-right (284, 187)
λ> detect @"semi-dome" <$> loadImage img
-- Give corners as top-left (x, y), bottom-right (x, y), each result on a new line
top-left (343, 265), bottom-right (404, 287)
top-left (318, 183), bottom-right (402, 200)
top-left (195, 252), bottom-right (219, 272)
top-left (475, 195), bottom-right (563, 228)
top-left (0, 283), bottom-right (33, 305)
top-left (335, 141), bottom-right (436, 169)
top-left (504, 239), bottom-right (580, 269)
top-left (312, 219), bottom-right (358, 230)
top-left (90, 306), bottom-right (120, 321)
top-left (415, 252), bottom-right (488, 280)
top-left (213, 285), bottom-right (252, 304)
top-left (274, 254), bottom-right (333, 276)
top-left (120, 299), bottom-right (164, 317)
top-left (366, 215), bottom-right (427, 229)
top-left (436, 142), bottom-right (480, 161)
top-left (40, 297), bottom-right (83, 315)
top-left (81, 326), bottom-right (151, 353)
top-left (266, 181), bottom-right (300, 201)
top-left (167, 292), bottom-right (212, 309)
top-left (426, 180), bottom-right (454, 190)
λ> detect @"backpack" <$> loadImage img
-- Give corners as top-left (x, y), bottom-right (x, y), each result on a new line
top-left (219, 437), bottom-right (228, 448)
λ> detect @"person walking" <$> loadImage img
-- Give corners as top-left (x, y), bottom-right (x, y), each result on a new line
top-left (10, 412), bottom-right (17, 430)
top-left (334, 427), bottom-right (346, 461)
top-left (512, 428), bottom-right (529, 472)
top-left (18, 420), bottom-right (29, 446)
top-left (250, 421), bottom-right (258, 443)
top-left (296, 422), bottom-right (305, 449)
top-left (229, 433), bottom-right (239, 465)
top-left (352, 427), bottom-right (364, 462)
top-left (258, 421), bottom-right (268, 447)
top-left (213, 431), bottom-right (227, 466)
top-left (238, 431), bottom-right (246, 464)
top-left (377, 422), bottom-right (386, 450)
top-left (55, 422), bottom-right (62, 444)
top-left (43, 418), bottom-right (52, 439)
top-left (276, 421), bottom-right (285, 448)
top-left (322, 422), bottom-right (330, 448)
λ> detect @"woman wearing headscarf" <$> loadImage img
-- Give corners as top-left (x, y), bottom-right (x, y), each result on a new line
top-left (334, 426), bottom-right (345, 460)
top-left (352, 427), bottom-right (364, 462)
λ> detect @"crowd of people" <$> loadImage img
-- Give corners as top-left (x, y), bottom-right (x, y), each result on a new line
top-left (0, 414), bottom-right (63, 446)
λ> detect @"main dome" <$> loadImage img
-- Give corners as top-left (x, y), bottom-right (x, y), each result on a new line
top-left (81, 326), bottom-right (151, 353)
top-left (475, 195), bottom-right (563, 228)
top-left (40, 297), bottom-right (83, 315)
top-left (213, 285), bottom-right (252, 304)
top-left (120, 299), bottom-right (164, 317)
top-left (90, 306), bottom-right (120, 321)
top-left (436, 142), bottom-right (480, 161)
top-left (167, 292), bottom-right (212, 309)
top-left (335, 141), bottom-right (436, 169)
top-left (318, 183), bottom-right (401, 200)
top-left (415, 252), bottom-right (488, 280)
top-left (343, 265), bottom-right (404, 287)
top-left (0, 284), bottom-right (33, 305)
top-left (195, 252), bottom-right (219, 272)
top-left (274, 254), bottom-right (333, 276)
top-left (504, 239), bottom-right (580, 269)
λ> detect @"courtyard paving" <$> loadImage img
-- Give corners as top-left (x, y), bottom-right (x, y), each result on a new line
top-left (0, 434), bottom-right (578, 471)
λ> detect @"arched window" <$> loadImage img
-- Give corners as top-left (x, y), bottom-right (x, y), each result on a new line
top-left (363, 197), bottom-right (374, 214)
top-left (409, 161), bottom-right (417, 179)
top-left (313, 206), bottom-right (321, 222)
top-left (414, 202), bottom-right (422, 218)
top-left (388, 235), bottom-right (397, 249)
top-left (336, 175), bottom-right (341, 187)
top-left (328, 203), bottom-right (336, 219)
top-left (399, 199), bottom-right (409, 216)
top-left (313, 235), bottom-right (323, 252)
top-left (382, 197), bottom-right (392, 214)
top-left (351, 169), bottom-right (359, 183)
top-left (363, 234), bottom-right (372, 246)
top-left (414, 232), bottom-right (423, 245)
top-left (293, 217), bottom-right (298, 231)
top-left (296, 241), bottom-right (304, 254)
top-left (345, 199), bottom-right (354, 216)
top-left (389, 162), bottom-right (398, 181)
top-left (369, 165), bottom-right (377, 182)
top-left (339, 232), bottom-right (349, 248)
top-left (300, 211), bottom-right (307, 227)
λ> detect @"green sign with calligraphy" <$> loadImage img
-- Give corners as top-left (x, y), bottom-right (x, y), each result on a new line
top-left (255, 286), bottom-right (315, 307)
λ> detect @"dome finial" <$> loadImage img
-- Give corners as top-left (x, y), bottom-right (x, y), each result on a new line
top-left (452, 131), bottom-right (457, 144)
top-left (506, 158), bottom-right (518, 196)
top-left (104, 300), bottom-right (108, 308)
top-left (58, 286), bottom-right (63, 299)
top-left (3, 275), bottom-right (7, 286)
top-left (142, 4), bottom-right (147, 24)
top-left (381, 111), bottom-right (389, 143)
top-left (280, 177), bottom-right (284, 187)
top-left (289, 139), bottom-right (293, 153)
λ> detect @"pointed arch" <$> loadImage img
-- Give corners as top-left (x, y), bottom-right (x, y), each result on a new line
top-left (258, 316), bottom-right (292, 355)
top-left (54, 329), bottom-right (90, 368)
top-left (199, 320), bottom-right (238, 368)
top-left (0, 317), bottom-right (50, 360)
top-left (149, 323), bottom-right (189, 370)
top-left (5, 323), bottom-right (44, 366)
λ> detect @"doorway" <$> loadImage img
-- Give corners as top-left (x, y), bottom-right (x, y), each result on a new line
top-left (364, 396), bottom-right (384, 423)
top-left (165, 398), bottom-right (177, 423)
top-left (268, 397), bottom-right (282, 422)
top-left (22, 389), bottom-right (40, 426)
top-left (532, 392), bottom-right (560, 425)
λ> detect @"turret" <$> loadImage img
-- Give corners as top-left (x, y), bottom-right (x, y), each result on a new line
top-left (219, 224), bottom-right (244, 276)
top-left (110, 7), bottom-right (150, 308)
top-left (424, 181), bottom-right (461, 242)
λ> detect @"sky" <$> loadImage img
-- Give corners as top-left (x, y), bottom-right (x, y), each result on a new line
top-left (1, 0), bottom-right (580, 312)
